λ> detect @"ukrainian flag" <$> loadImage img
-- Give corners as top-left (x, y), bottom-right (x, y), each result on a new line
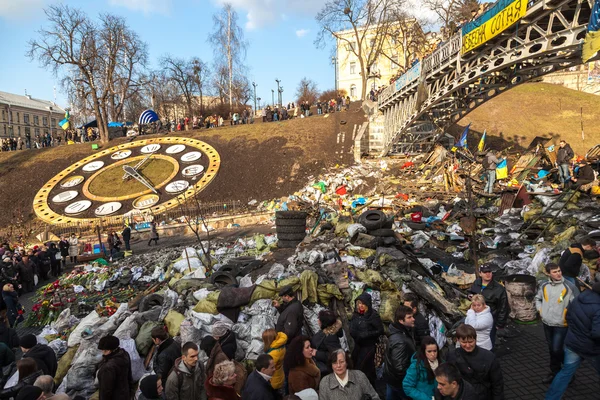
top-left (478, 130), bottom-right (486, 152)
top-left (496, 159), bottom-right (508, 180)
top-left (59, 110), bottom-right (70, 130)
top-left (456, 123), bottom-right (470, 148)
top-left (583, 0), bottom-right (600, 62)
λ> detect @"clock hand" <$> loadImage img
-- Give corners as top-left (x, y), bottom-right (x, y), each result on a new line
top-left (122, 154), bottom-right (152, 181)
top-left (122, 165), bottom-right (158, 194)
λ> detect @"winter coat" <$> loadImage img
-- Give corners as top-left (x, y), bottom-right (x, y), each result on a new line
top-left (575, 164), bottom-right (595, 182)
top-left (122, 226), bottom-right (131, 242)
top-left (68, 237), bottom-right (79, 257)
top-left (241, 371), bottom-right (277, 400)
top-left (219, 330), bottom-right (237, 360)
top-left (383, 322), bottom-right (416, 388)
top-left (150, 223), bottom-right (159, 239)
top-left (0, 323), bottom-right (18, 348)
top-left (0, 369), bottom-right (43, 399)
top-left (447, 346), bottom-right (504, 400)
top-left (318, 369), bottom-right (381, 400)
top-left (97, 348), bottom-right (134, 400)
top-left (2, 291), bottom-right (19, 326)
top-left (205, 376), bottom-right (240, 400)
top-left (0, 343), bottom-right (14, 368)
top-left (288, 359), bottom-right (320, 394)
top-left (349, 292), bottom-right (383, 384)
top-left (23, 344), bottom-right (57, 376)
top-left (414, 312), bottom-right (430, 347)
top-left (266, 331), bottom-right (287, 390)
top-left (559, 244), bottom-right (585, 278)
top-left (165, 357), bottom-right (207, 400)
top-left (17, 260), bottom-right (35, 283)
top-left (402, 354), bottom-right (436, 400)
top-left (468, 278), bottom-right (510, 328)
top-left (556, 143), bottom-right (574, 164)
top-left (205, 340), bottom-right (247, 394)
top-left (564, 289), bottom-right (600, 357)
top-left (58, 240), bottom-right (69, 257)
top-left (434, 380), bottom-right (479, 400)
top-left (311, 319), bottom-right (342, 374)
top-left (275, 298), bottom-right (303, 342)
top-left (465, 306), bottom-right (494, 350)
top-left (154, 337), bottom-right (181, 380)
top-left (484, 152), bottom-right (501, 170)
top-left (535, 278), bottom-right (579, 327)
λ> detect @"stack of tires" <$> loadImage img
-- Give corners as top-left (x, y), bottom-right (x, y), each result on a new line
top-left (276, 211), bottom-right (307, 248)
top-left (210, 257), bottom-right (263, 286)
top-left (357, 210), bottom-right (398, 246)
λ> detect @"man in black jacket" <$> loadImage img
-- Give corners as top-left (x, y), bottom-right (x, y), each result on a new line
top-left (558, 238), bottom-right (596, 285)
top-left (448, 324), bottom-right (504, 400)
top-left (97, 335), bottom-right (134, 400)
top-left (274, 285), bottom-right (303, 343)
top-left (350, 291), bottom-right (384, 387)
top-left (151, 326), bottom-right (181, 380)
top-left (404, 292), bottom-right (430, 346)
top-left (567, 161), bottom-right (596, 191)
top-left (384, 305), bottom-right (416, 400)
top-left (435, 362), bottom-right (479, 400)
top-left (122, 224), bottom-right (132, 251)
top-left (242, 354), bottom-right (277, 400)
top-left (20, 334), bottom-right (57, 377)
top-left (556, 140), bottom-right (575, 185)
top-left (468, 264), bottom-right (509, 346)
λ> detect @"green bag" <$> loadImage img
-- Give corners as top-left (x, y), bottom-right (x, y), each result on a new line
top-left (136, 321), bottom-right (163, 357)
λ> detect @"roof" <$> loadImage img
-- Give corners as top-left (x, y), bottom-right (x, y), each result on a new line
top-left (0, 91), bottom-right (66, 114)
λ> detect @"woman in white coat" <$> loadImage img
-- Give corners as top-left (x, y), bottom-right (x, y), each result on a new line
top-left (68, 233), bottom-right (79, 264)
top-left (464, 294), bottom-right (494, 350)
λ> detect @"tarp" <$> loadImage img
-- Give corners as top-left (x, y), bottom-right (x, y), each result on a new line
top-left (79, 120), bottom-right (97, 129)
top-left (139, 109), bottom-right (159, 125)
top-left (108, 122), bottom-right (133, 127)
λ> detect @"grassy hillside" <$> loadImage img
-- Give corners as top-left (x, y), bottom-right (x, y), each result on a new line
top-left (453, 82), bottom-right (600, 156)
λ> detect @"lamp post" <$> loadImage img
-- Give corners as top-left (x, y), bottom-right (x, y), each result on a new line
top-left (271, 89), bottom-right (275, 107)
top-left (331, 56), bottom-right (338, 92)
top-left (257, 97), bottom-right (261, 110)
top-left (275, 79), bottom-right (281, 106)
top-left (279, 87), bottom-right (284, 107)
top-left (252, 82), bottom-right (257, 116)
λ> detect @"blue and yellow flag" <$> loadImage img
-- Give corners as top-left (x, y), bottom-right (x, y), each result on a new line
top-left (59, 110), bottom-right (70, 130)
top-left (583, 0), bottom-right (600, 62)
top-left (456, 123), bottom-right (470, 148)
top-left (496, 159), bottom-right (508, 180)
top-left (478, 130), bottom-right (487, 152)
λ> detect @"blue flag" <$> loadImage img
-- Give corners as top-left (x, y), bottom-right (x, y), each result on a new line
top-left (583, 0), bottom-right (600, 62)
top-left (456, 123), bottom-right (470, 148)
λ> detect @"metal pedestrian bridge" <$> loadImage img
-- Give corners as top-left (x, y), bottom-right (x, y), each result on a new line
top-left (377, 0), bottom-right (598, 155)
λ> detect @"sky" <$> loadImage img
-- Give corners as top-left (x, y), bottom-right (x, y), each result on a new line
top-left (0, 0), bottom-right (336, 111)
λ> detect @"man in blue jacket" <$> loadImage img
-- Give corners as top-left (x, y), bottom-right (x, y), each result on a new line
top-left (545, 282), bottom-right (600, 400)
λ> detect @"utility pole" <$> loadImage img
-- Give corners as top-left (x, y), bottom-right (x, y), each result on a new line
top-left (271, 89), bottom-right (275, 108)
top-left (332, 56), bottom-right (338, 92)
top-left (275, 79), bottom-right (281, 107)
top-left (252, 82), bottom-right (257, 116)
top-left (279, 87), bottom-right (284, 107)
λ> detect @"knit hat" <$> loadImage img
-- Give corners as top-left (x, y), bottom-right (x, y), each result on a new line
top-left (98, 335), bottom-right (120, 351)
top-left (15, 386), bottom-right (42, 400)
top-left (593, 282), bottom-right (600, 294)
top-left (139, 375), bottom-right (160, 398)
top-left (212, 321), bottom-right (230, 338)
top-left (19, 334), bottom-right (37, 349)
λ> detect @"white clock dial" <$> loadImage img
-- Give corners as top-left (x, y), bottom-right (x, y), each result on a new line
top-left (60, 176), bottom-right (84, 188)
top-left (132, 194), bottom-right (160, 209)
top-left (166, 144), bottom-right (186, 154)
top-left (111, 150), bottom-right (132, 160)
top-left (180, 151), bottom-right (202, 162)
top-left (64, 200), bottom-right (92, 214)
top-left (82, 161), bottom-right (104, 172)
top-left (182, 164), bottom-right (205, 177)
top-left (52, 191), bottom-right (78, 203)
top-left (141, 144), bottom-right (161, 154)
top-left (94, 202), bottom-right (123, 216)
top-left (165, 180), bottom-right (190, 193)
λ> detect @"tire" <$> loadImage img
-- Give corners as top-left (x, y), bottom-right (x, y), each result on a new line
top-left (138, 293), bottom-right (164, 312)
top-left (358, 210), bottom-right (386, 230)
top-left (276, 218), bottom-right (307, 227)
top-left (278, 239), bottom-right (302, 248)
top-left (406, 221), bottom-right (427, 230)
top-left (210, 271), bottom-right (237, 286)
top-left (276, 225), bottom-right (306, 234)
top-left (218, 264), bottom-right (240, 276)
top-left (276, 211), bottom-right (307, 220)
top-left (228, 256), bottom-right (257, 266)
top-left (277, 233), bottom-right (306, 241)
top-left (368, 228), bottom-right (396, 237)
top-left (382, 218), bottom-right (394, 229)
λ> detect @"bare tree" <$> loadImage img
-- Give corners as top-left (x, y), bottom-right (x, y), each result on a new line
top-left (28, 5), bottom-right (147, 143)
top-left (423, 0), bottom-right (480, 39)
top-left (296, 78), bottom-right (320, 104)
top-left (161, 56), bottom-right (197, 118)
top-left (192, 58), bottom-right (210, 116)
top-left (232, 76), bottom-right (252, 107)
top-left (208, 3), bottom-right (248, 113)
top-left (176, 195), bottom-right (213, 270)
top-left (315, 0), bottom-right (399, 100)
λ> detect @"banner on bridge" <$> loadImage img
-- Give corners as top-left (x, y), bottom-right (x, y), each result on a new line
top-left (461, 0), bottom-right (528, 54)
top-left (395, 62), bottom-right (421, 92)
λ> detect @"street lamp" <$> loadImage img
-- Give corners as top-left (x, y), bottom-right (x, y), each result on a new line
top-left (252, 82), bottom-right (258, 116)
top-left (331, 56), bottom-right (338, 92)
top-left (257, 97), bottom-right (261, 109)
top-left (275, 79), bottom-right (281, 106)
top-left (271, 89), bottom-right (275, 108)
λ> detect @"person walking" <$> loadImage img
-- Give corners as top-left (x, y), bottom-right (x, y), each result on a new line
top-left (434, 363), bottom-right (478, 400)
top-left (404, 293), bottom-right (430, 347)
top-left (68, 233), bottom-right (78, 264)
top-left (284, 336), bottom-right (320, 394)
top-left (165, 341), bottom-right (207, 400)
top-left (545, 282), bottom-right (600, 400)
top-left (403, 337), bottom-right (442, 400)
top-left (468, 264), bottom-right (509, 347)
top-left (2, 284), bottom-right (22, 328)
top-left (448, 324), bottom-right (504, 400)
top-left (261, 329), bottom-right (287, 392)
top-left (241, 354), bottom-right (278, 400)
top-left (558, 237), bottom-right (596, 285)
top-left (274, 286), bottom-right (303, 343)
top-left (350, 292), bottom-right (384, 387)
top-left (47, 243), bottom-right (60, 277)
top-left (384, 305), bottom-right (416, 400)
top-left (97, 335), bottom-right (133, 400)
top-left (318, 349), bottom-right (380, 400)
top-left (556, 140), bottom-right (574, 186)
top-left (148, 221), bottom-right (159, 246)
top-left (310, 310), bottom-right (342, 375)
top-left (121, 223), bottom-right (131, 252)
top-left (16, 255), bottom-right (35, 293)
top-left (482, 151), bottom-right (502, 194)
top-left (535, 262), bottom-right (579, 384)
top-left (20, 334), bottom-right (57, 377)
top-left (464, 295), bottom-right (494, 351)
top-left (58, 236), bottom-right (69, 271)
top-left (151, 326), bottom-right (181, 381)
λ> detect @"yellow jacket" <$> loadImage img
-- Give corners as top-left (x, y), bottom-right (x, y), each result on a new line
top-left (267, 332), bottom-right (287, 389)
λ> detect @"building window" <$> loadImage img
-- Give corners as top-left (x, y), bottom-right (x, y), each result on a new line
top-left (8, 126), bottom-right (13, 136)
top-left (2, 125), bottom-right (5, 135)
top-left (25, 127), bottom-right (31, 137)
top-left (34, 115), bottom-right (39, 125)
top-left (17, 112), bottom-right (20, 123)
top-left (24, 114), bottom-right (29, 124)
top-left (51, 118), bottom-right (56, 127)
top-left (391, 54), bottom-right (399, 69)
top-left (35, 128), bottom-right (40, 137)
top-left (350, 62), bottom-right (356, 74)
top-left (18, 127), bottom-right (21, 136)
top-left (350, 85), bottom-right (357, 98)
top-left (43, 116), bottom-right (48, 126)
top-left (1, 110), bottom-right (4, 121)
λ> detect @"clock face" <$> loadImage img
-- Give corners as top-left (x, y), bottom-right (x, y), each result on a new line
top-left (33, 137), bottom-right (221, 224)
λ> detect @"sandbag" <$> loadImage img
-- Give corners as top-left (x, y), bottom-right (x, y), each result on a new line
top-left (136, 321), bottom-right (163, 357)
top-left (180, 319), bottom-right (203, 345)
top-left (380, 290), bottom-right (403, 323)
top-left (317, 284), bottom-right (344, 307)
top-left (121, 337), bottom-right (148, 382)
top-left (67, 311), bottom-right (106, 348)
top-left (114, 313), bottom-right (141, 339)
top-left (300, 270), bottom-right (318, 304)
top-left (51, 309), bottom-right (80, 334)
top-left (250, 280), bottom-right (277, 302)
top-left (54, 345), bottom-right (79, 387)
top-left (194, 299), bottom-right (218, 314)
top-left (278, 276), bottom-right (301, 292)
top-left (164, 310), bottom-right (185, 337)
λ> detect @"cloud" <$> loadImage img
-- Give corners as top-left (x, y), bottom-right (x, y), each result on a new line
top-left (215, 0), bottom-right (322, 30)
top-left (0, 0), bottom-right (47, 20)
top-left (108, 0), bottom-right (171, 15)
top-left (295, 28), bottom-right (309, 38)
